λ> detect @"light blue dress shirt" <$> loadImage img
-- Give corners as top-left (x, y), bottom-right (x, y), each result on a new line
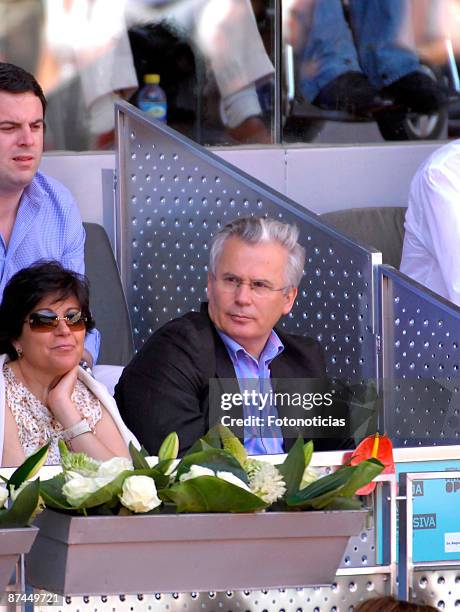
top-left (217, 329), bottom-right (285, 455)
top-left (0, 172), bottom-right (100, 362)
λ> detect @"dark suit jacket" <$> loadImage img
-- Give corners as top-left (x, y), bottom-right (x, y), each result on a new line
top-left (115, 304), bottom-right (343, 455)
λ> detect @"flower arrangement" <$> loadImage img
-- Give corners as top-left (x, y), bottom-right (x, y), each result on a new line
top-left (38, 427), bottom-right (385, 516)
top-left (0, 444), bottom-right (49, 528)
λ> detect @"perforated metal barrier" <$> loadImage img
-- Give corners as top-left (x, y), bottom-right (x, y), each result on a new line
top-left (115, 101), bottom-right (381, 382)
top-left (377, 269), bottom-right (460, 608)
top-left (380, 267), bottom-right (460, 447)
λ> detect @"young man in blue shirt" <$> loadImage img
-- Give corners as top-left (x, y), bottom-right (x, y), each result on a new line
top-left (0, 62), bottom-right (99, 364)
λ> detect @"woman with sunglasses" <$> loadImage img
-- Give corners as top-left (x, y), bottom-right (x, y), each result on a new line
top-left (0, 261), bottom-right (137, 466)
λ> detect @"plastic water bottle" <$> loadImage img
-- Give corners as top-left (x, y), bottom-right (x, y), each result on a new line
top-left (137, 74), bottom-right (167, 123)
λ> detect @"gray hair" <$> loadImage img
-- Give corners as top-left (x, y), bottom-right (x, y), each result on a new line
top-left (209, 217), bottom-right (305, 288)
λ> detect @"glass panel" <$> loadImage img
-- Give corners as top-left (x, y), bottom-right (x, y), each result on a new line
top-left (125, 0), bottom-right (276, 145)
top-left (1, 1), bottom-right (458, 148)
top-left (281, 0), bottom-right (460, 144)
top-left (0, 0), bottom-right (276, 150)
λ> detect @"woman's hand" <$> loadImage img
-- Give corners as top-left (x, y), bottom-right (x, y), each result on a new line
top-left (47, 366), bottom-right (81, 429)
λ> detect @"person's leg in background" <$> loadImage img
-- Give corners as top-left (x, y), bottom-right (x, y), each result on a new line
top-left (349, 0), bottom-right (448, 113)
top-left (294, 0), bottom-right (388, 116)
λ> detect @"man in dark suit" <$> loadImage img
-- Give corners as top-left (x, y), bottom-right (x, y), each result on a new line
top-left (115, 216), bottom-right (347, 454)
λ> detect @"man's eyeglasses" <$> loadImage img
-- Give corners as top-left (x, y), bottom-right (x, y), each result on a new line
top-left (216, 274), bottom-right (290, 298)
top-left (26, 310), bottom-right (87, 333)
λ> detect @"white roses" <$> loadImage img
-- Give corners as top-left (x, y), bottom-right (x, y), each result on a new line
top-left (63, 457), bottom-right (135, 508)
top-left (96, 457), bottom-right (133, 480)
top-left (119, 476), bottom-right (161, 513)
top-left (61, 456), bottom-right (162, 513)
top-left (62, 473), bottom-right (102, 507)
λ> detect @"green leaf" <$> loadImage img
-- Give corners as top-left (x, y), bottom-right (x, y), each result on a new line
top-left (277, 438), bottom-right (305, 498)
top-left (303, 440), bottom-right (314, 469)
top-left (129, 442), bottom-right (150, 470)
top-left (297, 486), bottom-right (350, 510)
top-left (146, 467), bottom-right (170, 490)
top-left (58, 439), bottom-right (69, 461)
top-left (287, 466), bottom-right (355, 507)
top-left (8, 443), bottom-right (50, 489)
top-left (186, 439), bottom-right (215, 455)
top-left (338, 458), bottom-right (384, 498)
top-left (39, 474), bottom-right (75, 511)
top-left (176, 449), bottom-right (248, 483)
top-left (287, 459), bottom-right (384, 509)
top-left (159, 476), bottom-right (267, 513)
top-left (153, 458), bottom-right (176, 476)
top-left (0, 480), bottom-right (40, 527)
top-left (202, 425), bottom-right (225, 449)
top-left (186, 425), bottom-right (223, 455)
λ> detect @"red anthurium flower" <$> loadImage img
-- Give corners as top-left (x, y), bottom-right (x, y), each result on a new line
top-left (345, 433), bottom-right (395, 495)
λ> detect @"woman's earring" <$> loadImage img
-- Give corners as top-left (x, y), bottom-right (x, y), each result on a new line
top-left (15, 346), bottom-right (23, 359)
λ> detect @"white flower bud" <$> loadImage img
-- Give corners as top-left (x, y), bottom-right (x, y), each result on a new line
top-left (119, 475), bottom-right (161, 513)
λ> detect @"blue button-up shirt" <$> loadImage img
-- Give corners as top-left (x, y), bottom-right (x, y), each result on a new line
top-left (218, 329), bottom-right (285, 455)
top-left (0, 172), bottom-right (100, 361)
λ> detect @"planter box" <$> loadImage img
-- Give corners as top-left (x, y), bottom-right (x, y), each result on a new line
top-left (26, 509), bottom-right (367, 596)
top-left (0, 527), bottom-right (39, 592)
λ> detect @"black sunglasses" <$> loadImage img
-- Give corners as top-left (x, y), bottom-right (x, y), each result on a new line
top-left (26, 309), bottom-right (87, 333)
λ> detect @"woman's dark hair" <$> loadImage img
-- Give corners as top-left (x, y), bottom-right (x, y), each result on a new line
top-left (354, 596), bottom-right (439, 612)
top-left (0, 261), bottom-right (95, 360)
top-left (0, 62), bottom-right (47, 115)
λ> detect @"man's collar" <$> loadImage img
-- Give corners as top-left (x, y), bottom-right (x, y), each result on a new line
top-left (216, 327), bottom-right (284, 364)
top-left (200, 301), bottom-right (285, 362)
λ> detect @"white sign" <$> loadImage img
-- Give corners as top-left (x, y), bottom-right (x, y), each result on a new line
top-left (444, 533), bottom-right (460, 553)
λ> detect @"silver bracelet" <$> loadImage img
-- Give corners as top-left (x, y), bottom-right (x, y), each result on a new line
top-left (61, 419), bottom-right (92, 441)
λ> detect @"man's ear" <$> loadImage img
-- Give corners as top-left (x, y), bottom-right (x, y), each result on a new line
top-left (282, 286), bottom-right (297, 315)
top-left (206, 272), bottom-right (213, 298)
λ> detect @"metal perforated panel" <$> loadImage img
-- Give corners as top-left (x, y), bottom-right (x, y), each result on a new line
top-left (35, 575), bottom-right (390, 612)
top-left (412, 569), bottom-right (460, 609)
top-left (115, 102), bottom-right (381, 381)
top-left (381, 268), bottom-right (460, 446)
top-left (341, 530), bottom-right (377, 569)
